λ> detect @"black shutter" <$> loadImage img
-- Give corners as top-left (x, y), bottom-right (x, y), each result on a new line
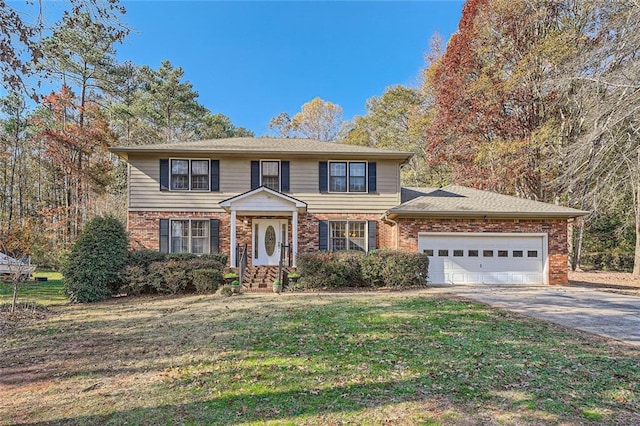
top-left (319, 220), bottom-right (329, 251)
top-left (319, 161), bottom-right (328, 192)
top-left (368, 162), bottom-right (377, 193)
top-left (210, 219), bottom-right (220, 254)
top-left (159, 219), bottom-right (169, 253)
top-left (210, 160), bottom-right (220, 192)
top-left (160, 159), bottom-right (169, 191)
top-left (367, 221), bottom-right (377, 251)
top-left (251, 161), bottom-right (260, 189)
top-left (281, 161), bottom-right (290, 192)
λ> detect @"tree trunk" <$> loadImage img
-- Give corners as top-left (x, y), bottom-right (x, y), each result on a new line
top-left (11, 279), bottom-right (18, 314)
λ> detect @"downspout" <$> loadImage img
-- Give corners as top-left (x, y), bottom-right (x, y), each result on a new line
top-left (381, 213), bottom-right (400, 250)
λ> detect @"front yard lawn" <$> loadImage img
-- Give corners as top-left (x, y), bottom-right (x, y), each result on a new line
top-left (1, 291), bottom-right (638, 425)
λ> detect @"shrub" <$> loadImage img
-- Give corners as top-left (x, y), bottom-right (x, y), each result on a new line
top-left (128, 250), bottom-right (167, 267)
top-left (296, 251), bottom-right (365, 289)
top-left (219, 285), bottom-right (233, 297)
top-left (192, 268), bottom-right (223, 293)
top-left (121, 253), bottom-right (226, 296)
top-left (63, 216), bottom-right (128, 303)
top-left (361, 249), bottom-right (429, 288)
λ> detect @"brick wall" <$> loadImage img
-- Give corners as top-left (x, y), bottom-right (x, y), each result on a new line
top-left (394, 217), bottom-right (569, 285)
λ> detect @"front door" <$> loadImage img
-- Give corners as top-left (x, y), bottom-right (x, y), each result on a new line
top-left (253, 219), bottom-right (288, 266)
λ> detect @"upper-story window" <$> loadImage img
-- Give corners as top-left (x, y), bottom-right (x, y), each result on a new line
top-left (171, 159), bottom-right (209, 191)
top-left (329, 161), bottom-right (366, 193)
top-left (261, 160), bottom-right (280, 191)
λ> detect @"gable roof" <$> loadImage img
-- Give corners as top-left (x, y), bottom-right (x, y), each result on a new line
top-left (388, 185), bottom-right (589, 219)
top-left (109, 137), bottom-right (413, 161)
top-left (219, 185), bottom-right (307, 212)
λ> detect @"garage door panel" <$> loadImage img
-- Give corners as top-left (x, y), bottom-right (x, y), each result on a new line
top-left (418, 234), bottom-right (545, 285)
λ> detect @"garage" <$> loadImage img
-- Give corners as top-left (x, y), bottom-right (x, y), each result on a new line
top-left (417, 232), bottom-right (547, 285)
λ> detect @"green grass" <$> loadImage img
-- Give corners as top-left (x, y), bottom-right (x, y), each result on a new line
top-left (1, 292), bottom-right (638, 425)
top-left (0, 271), bottom-right (67, 306)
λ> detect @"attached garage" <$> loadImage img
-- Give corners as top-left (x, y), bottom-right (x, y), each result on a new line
top-left (383, 185), bottom-right (589, 286)
top-left (417, 232), bottom-right (546, 285)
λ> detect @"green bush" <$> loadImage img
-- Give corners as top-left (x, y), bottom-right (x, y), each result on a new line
top-left (121, 254), bottom-right (226, 296)
top-left (128, 250), bottom-right (167, 267)
top-left (361, 250), bottom-right (429, 288)
top-left (296, 251), bottom-right (365, 289)
top-left (63, 216), bottom-right (128, 303)
top-left (192, 268), bottom-right (223, 294)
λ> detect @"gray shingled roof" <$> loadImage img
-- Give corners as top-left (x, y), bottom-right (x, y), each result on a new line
top-left (389, 185), bottom-right (588, 218)
top-left (109, 137), bottom-right (413, 160)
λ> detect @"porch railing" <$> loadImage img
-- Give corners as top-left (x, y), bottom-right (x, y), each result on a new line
top-left (236, 243), bottom-right (248, 285)
top-left (278, 243), bottom-right (291, 286)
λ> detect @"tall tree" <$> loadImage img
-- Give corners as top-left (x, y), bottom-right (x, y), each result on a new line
top-left (342, 85), bottom-right (433, 186)
top-left (271, 98), bottom-right (343, 141)
top-left (138, 60), bottom-right (206, 142)
top-left (0, 0), bottom-right (127, 98)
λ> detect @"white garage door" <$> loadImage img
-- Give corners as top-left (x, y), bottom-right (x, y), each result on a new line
top-left (418, 233), bottom-right (546, 285)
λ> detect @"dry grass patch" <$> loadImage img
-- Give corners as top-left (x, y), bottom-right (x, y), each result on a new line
top-left (1, 290), bottom-right (639, 425)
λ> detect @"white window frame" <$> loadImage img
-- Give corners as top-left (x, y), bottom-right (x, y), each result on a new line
top-left (260, 159), bottom-right (281, 192)
top-left (169, 219), bottom-right (210, 254)
top-left (329, 220), bottom-right (367, 252)
top-left (169, 158), bottom-right (211, 192)
top-left (328, 160), bottom-right (367, 193)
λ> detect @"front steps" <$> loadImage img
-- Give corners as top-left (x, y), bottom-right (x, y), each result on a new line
top-left (240, 266), bottom-right (294, 292)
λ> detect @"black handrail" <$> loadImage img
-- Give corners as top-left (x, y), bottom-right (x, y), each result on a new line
top-left (236, 243), bottom-right (247, 285)
top-left (278, 242), bottom-right (291, 285)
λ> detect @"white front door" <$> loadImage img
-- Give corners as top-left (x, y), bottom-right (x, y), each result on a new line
top-left (253, 219), bottom-right (288, 266)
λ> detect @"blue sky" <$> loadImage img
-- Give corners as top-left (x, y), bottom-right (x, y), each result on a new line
top-left (116, 1), bottom-right (464, 135)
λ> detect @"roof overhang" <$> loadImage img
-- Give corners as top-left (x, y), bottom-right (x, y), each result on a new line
top-left (219, 186), bottom-right (307, 215)
top-left (383, 210), bottom-right (589, 220)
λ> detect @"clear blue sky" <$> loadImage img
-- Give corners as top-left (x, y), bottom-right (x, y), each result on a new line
top-left (116, 1), bottom-right (464, 135)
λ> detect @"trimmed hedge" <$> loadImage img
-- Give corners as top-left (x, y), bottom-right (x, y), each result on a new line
top-left (120, 250), bottom-right (226, 295)
top-left (63, 216), bottom-right (128, 303)
top-left (296, 250), bottom-right (428, 289)
top-left (361, 249), bottom-right (429, 287)
top-left (192, 268), bottom-right (223, 294)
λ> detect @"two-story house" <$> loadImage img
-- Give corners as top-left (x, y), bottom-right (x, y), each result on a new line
top-left (110, 137), bottom-right (586, 289)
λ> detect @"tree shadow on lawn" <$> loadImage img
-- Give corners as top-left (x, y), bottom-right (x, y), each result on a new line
top-left (4, 294), bottom-right (640, 425)
top-left (17, 376), bottom-right (575, 426)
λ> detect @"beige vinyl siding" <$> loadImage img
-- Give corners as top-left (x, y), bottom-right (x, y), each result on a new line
top-left (288, 159), bottom-right (400, 213)
top-left (129, 155), bottom-right (250, 212)
top-left (128, 154), bottom-right (401, 213)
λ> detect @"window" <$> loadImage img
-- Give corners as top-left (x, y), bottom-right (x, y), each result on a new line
top-left (483, 250), bottom-right (494, 257)
top-left (498, 250), bottom-right (508, 257)
top-left (329, 161), bottom-right (366, 193)
top-left (261, 161), bottom-right (280, 191)
top-left (170, 159), bottom-right (210, 191)
top-left (453, 250), bottom-right (464, 257)
top-left (438, 249), bottom-right (449, 256)
top-left (528, 250), bottom-right (538, 258)
top-left (349, 162), bottom-right (366, 192)
top-left (513, 250), bottom-right (523, 258)
top-left (170, 220), bottom-right (209, 254)
top-left (423, 249), bottom-right (434, 256)
top-left (468, 250), bottom-right (479, 257)
top-left (329, 221), bottom-right (367, 251)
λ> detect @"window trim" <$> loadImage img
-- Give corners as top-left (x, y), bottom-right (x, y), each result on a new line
top-left (327, 160), bottom-right (368, 193)
top-left (328, 220), bottom-right (368, 252)
top-left (260, 159), bottom-right (281, 192)
top-left (169, 158), bottom-right (211, 192)
top-left (169, 219), bottom-right (210, 254)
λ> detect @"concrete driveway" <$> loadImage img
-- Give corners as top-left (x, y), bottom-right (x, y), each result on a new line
top-left (430, 285), bottom-right (640, 346)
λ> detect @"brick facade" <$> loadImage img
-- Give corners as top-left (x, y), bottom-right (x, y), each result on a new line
top-left (393, 217), bottom-right (569, 285)
top-left (128, 211), bottom-right (570, 285)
